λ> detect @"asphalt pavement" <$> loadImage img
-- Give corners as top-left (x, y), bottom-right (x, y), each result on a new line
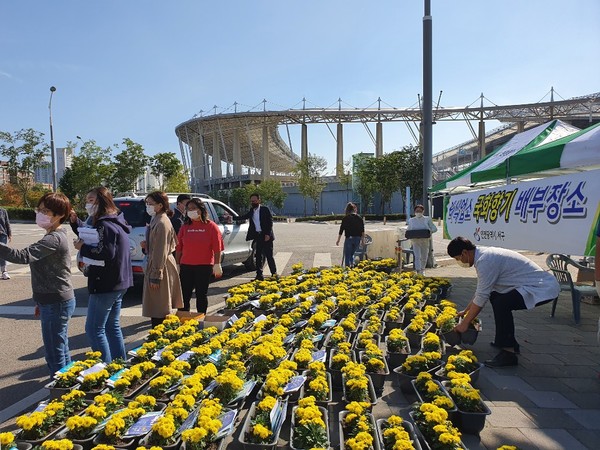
top-left (1, 221), bottom-right (599, 449)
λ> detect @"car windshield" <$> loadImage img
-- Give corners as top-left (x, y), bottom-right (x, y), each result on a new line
top-left (114, 200), bottom-right (149, 227)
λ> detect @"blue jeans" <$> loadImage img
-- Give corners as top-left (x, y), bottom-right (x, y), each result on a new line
top-left (86, 290), bottom-right (127, 362)
top-left (38, 299), bottom-right (76, 374)
top-left (0, 234), bottom-right (7, 271)
top-left (343, 236), bottom-right (361, 267)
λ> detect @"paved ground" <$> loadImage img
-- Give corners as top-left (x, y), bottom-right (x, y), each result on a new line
top-left (0, 221), bottom-right (598, 449)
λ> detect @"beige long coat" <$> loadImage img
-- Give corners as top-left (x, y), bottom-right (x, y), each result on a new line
top-left (142, 213), bottom-right (183, 318)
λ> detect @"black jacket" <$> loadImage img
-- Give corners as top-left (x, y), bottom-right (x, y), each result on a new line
top-left (240, 205), bottom-right (275, 242)
top-left (79, 214), bottom-right (134, 293)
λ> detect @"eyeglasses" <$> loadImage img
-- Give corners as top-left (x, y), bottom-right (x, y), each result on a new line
top-left (35, 207), bottom-right (51, 215)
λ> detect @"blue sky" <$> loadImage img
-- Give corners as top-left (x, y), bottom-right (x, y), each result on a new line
top-left (1, 0), bottom-right (599, 174)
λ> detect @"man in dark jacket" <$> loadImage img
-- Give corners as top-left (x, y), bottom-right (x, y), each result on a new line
top-left (240, 193), bottom-right (277, 281)
top-left (170, 194), bottom-right (191, 236)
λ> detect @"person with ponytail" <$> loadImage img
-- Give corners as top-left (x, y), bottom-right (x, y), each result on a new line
top-left (175, 198), bottom-right (224, 316)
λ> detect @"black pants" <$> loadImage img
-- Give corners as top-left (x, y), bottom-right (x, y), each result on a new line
top-left (489, 290), bottom-right (553, 348)
top-left (255, 235), bottom-right (277, 277)
top-left (179, 264), bottom-right (213, 313)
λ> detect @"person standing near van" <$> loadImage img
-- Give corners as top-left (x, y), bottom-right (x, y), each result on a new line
top-left (406, 204), bottom-right (438, 275)
top-left (170, 194), bottom-right (191, 236)
top-left (0, 207), bottom-right (11, 279)
top-left (336, 202), bottom-right (364, 267)
top-left (73, 187), bottom-right (133, 363)
top-left (176, 198), bottom-right (224, 315)
top-left (0, 193), bottom-right (75, 374)
top-left (240, 193), bottom-right (277, 281)
top-left (141, 191), bottom-right (183, 327)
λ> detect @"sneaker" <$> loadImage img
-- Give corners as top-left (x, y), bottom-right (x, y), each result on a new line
top-left (490, 341), bottom-right (520, 354)
top-left (484, 350), bottom-right (518, 368)
top-left (254, 275), bottom-right (264, 281)
top-left (1, 272), bottom-right (9, 280)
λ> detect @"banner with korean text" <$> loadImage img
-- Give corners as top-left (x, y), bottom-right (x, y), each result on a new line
top-left (443, 169), bottom-right (600, 256)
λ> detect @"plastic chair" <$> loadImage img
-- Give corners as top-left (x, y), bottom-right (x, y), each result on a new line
top-left (545, 253), bottom-right (597, 324)
top-left (396, 239), bottom-right (414, 269)
top-left (353, 234), bottom-right (373, 263)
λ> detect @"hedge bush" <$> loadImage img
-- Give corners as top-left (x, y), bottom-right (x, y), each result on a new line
top-left (4, 207), bottom-right (86, 222)
top-left (294, 213), bottom-right (407, 222)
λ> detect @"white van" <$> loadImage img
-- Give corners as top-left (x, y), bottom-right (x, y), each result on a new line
top-left (107, 194), bottom-right (254, 282)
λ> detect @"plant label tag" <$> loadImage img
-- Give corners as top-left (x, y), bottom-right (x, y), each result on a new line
top-left (151, 348), bottom-right (166, 361)
top-left (249, 300), bottom-right (261, 308)
top-left (106, 368), bottom-right (128, 387)
top-left (283, 375), bottom-right (306, 393)
top-left (253, 314), bottom-right (267, 323)
top-left (292, 320), bottom-right (308, 329)
top-left (54, 361), bottom-right (77, 379)
top-left (176, 351), bottom-right (194, 362)
top-left (228, 380), bottom-right (256, 405)
top-left (311, 350), bottom-right (327, 363)
top-left (204, 380), bottom-right (218, 394)
top-left (215, 410), bottom-right (238, 439)
top-left (32, 401), bottom-right (48, 413)
top-left (127, 345), bottom-right (143, 358)
top-left (321, 319), bottom-right (337, 329)
top-left (312, 333), bottom-right (324, 343)
top-left (77, 362), bottom-right (107, 383)
top-left (283, 333), bottom-right (296, 345)
top-left (270, 399), bottom-right (287, 434)
top-left (177, 407), bottom-right (200, 434)
top-left (123, 411), bottom-right (163, 437)
top-left (227, 314), bottom-right (239, 326)
top-left (208, 349), bottom-right (222, 364)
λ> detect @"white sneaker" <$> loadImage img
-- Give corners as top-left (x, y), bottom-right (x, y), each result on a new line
top-left (1, 272), bottom-right (9, 280)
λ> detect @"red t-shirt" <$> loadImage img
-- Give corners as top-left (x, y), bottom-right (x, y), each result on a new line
top-left (176, 220), bottom-right (224, 265)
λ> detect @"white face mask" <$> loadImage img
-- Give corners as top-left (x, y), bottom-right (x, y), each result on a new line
top-left (36, 212), bottom-right (54, 230)
top-left (146, 205), bottom-right (157, 217)
top-left (415, 212), bottom-right (424, 218)
top-left (187, 210), bottom-right (200, 220)
top-left (85, 203), bottom-right (97, 216)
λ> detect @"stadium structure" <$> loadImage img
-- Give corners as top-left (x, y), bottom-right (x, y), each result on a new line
top-left (174, 92), bottom-right (600, 210)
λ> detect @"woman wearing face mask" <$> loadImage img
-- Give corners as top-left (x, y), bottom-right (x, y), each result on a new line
top-left (0, 193), bottom-right (75, 375)
top-left (141, 191), bottom-right (183, 327)
top-left (447, 237), bottom-right (560, 367)
top-left (406, 204), bottom-right (438, 275)
top-left (175, 198), bottom-right (224, 316)
top-left (73, 187), bottom-right (133, 362)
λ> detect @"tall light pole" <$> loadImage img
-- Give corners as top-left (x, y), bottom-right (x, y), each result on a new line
top-left (422, 0), bottom-right (433, 213)
top-left (49, 86), bottom-right (57, 191)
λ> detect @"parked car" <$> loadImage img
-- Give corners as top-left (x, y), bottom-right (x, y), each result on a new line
top-left (78, 193), bottom-right (254, 282)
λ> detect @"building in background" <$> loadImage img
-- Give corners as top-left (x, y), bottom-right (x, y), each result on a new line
top-left (34, 161), bottom-right (52, 187)
top-left (134, 167), bottom-right (161, 194)
top-left (56, 147), bottom-right (73, 182)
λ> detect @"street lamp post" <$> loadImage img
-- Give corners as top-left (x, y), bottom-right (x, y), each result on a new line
top-left (48, 86), bottom-right (57, 191)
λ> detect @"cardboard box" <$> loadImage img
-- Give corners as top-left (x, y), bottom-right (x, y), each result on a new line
top-left (175, 310), bottom-right (234, 330)
top-left (175, 310), bottom-right (205, 323)
top-left (199, 314), bottom-right (235, 331)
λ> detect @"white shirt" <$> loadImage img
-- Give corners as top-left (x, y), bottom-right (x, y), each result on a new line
top-left (407, 216), bottom-right (437, 233)
top-left (252, 207), bottom-right (261, 233)
top-left (473, 247), bottom-right (560, 309)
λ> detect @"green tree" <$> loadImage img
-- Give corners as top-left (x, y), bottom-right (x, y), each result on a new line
top-left (294, 153), bottom-right (327, 216)
top-left (353, 154), bottom-right (378, 214)
top-left (0, 129), bottom-right (48, 206)
top-left (396, 144), bottom-right (423, 206)
top-left (336, 160), bottom-right (353, 204)
top-left (255, 179), bottom-right (287, 211)
top-left (64, 140), bottom-right (114, 204)
top-left (111, 138), bottom-right (149, 195)
top-left (164, 166), bottom-right (190, 192)
top-left (372, 152), bottom-right (404, 214)
top-left (230, 185), bottom-right (253, 213)
top-left (150, 152), bottom-right (185, 191)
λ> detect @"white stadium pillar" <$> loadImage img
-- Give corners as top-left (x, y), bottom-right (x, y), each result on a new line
top-left (233, 128), bottom-right (241, 177)
top-left (336, 123), bottom-right (344, 177)
top-left (262, 125), bottom-right (270, 178)
top-left (212, 131), bottom-right (222, 179)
